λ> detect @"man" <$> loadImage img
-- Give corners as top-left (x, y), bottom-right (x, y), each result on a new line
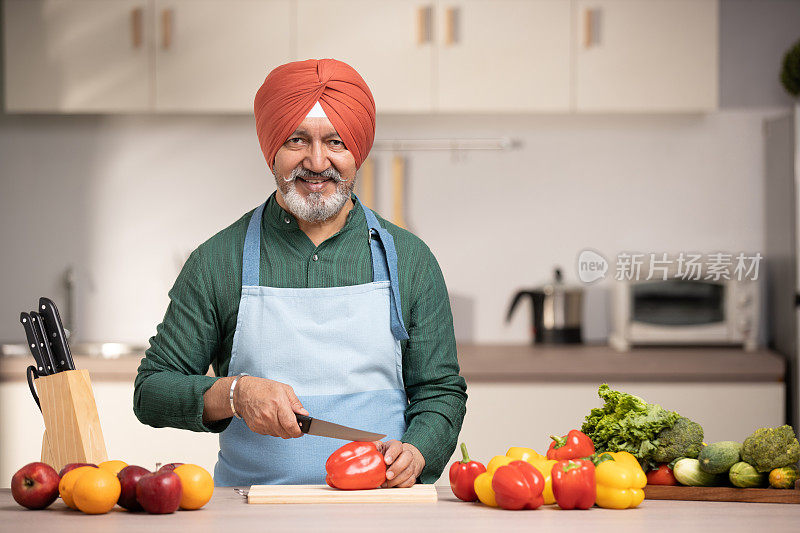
top-left (134, 59), bottom-right (467, 487)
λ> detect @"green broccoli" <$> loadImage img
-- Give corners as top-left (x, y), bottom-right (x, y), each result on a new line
top-left (651, 416), bottom-right (704, 464)
top-left (741, 425), bottom-right (800, 473)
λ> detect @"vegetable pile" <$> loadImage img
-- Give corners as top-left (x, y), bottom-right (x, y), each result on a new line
top-left (580, 384), bottom-right (800, 490)
top-left (448, 384), bottom-right (800, 511)
top-left (580, 384), bottom-right (702, 469)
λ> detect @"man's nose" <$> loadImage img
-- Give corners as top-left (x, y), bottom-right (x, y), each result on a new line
top-left (303, 140), bottom-right (331, 173)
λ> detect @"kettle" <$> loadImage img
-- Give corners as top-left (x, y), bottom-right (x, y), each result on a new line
top-left (507, 267), bottom-right (583, 344)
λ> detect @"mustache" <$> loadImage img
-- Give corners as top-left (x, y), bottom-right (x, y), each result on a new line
top-left (283, 166), bottom-right (348, 183)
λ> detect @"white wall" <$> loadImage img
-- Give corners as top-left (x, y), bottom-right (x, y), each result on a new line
top-left (0, 109), bottom-right (787, 345)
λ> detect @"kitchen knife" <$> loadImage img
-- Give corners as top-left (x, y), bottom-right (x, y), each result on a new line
top-left (38, 297), bottom-right (75, 371)
top-left (295, 414), bottom-right (386, 442)
top-left (30, 311), bottom-right (59, 374)
top-left (19, 312), bottom-right (50, 375)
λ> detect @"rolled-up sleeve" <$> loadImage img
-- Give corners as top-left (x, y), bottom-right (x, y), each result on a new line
top-left (400, 244), bottom-right (467, 484)
top-left (133, 247), bottom-right (229, 433)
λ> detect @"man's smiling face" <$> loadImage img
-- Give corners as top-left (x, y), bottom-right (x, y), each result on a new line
top-left (272, 117), bottom-right (357, 223)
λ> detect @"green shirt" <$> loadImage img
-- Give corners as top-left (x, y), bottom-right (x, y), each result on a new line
top-left (133, 192), bottom-right (467, 483)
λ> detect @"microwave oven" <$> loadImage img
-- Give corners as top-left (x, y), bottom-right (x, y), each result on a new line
top-left (609, 277), bottom-right (760, 351)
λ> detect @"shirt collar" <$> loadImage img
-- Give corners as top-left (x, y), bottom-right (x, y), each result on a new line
top-left (263, 191), bottom-right (365, 234)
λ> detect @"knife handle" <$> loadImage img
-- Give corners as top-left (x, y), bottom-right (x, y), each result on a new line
top-left (295, 414), bottom-right (312, 434)
top-left (38, 297), bottom-right (75, 371)
top-left (20, 312), bottom-right (49, 375)
top-left (31, 312), bottom-right (58, 375)
top-left (26, 365), bottom-right (41, 412)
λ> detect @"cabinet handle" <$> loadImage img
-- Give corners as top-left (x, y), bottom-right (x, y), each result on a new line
top-left (417, 5), bottom-right (433, 45)
top-left (584, 8), bottom-right (601, 48)
top-left (130, 7), bottom-right (143, 49)
top-left (161, 8), bottom-right (173, 50)
top-left (444, 7), bottom-right (460, 45)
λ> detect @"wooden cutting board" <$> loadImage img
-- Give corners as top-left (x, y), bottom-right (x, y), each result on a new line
top-left (247, 484), bottom-right (438, 504)
top-left (645, 481), bottom-right (800, 504)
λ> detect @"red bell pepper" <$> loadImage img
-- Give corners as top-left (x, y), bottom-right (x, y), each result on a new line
top-left (325, 441), bottom-right (386, 490)
top-left (491, 460), bottom-right (545, 510)
top-left (449, 443), bottom-right (486, 502)
top-left (646, 463), bottom-right (678, 485)
top-left (552, 459), bottom-right (596, 510)
top-left (547, 429), bottom-right (595, 460)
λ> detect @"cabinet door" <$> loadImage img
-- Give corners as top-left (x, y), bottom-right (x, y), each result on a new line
top-left (436, 0), bottom-right (571, 112)
top-left (3, 0), bottom-right (150, 112)
top-left (574, 0), bottom-right (718, 112)
top-left (153, 0), bottom-right (292, 112)
top-left (296, 0), bottom-right (434, 113)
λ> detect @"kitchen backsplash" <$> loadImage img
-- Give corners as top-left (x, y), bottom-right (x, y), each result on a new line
top-left (0, 109), bottom-right (782, 345)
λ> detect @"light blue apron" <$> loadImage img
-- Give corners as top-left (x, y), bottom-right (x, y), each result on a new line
top-left (213, 196), bottom-right (409, 486)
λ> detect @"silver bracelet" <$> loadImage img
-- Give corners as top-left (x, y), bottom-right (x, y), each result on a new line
top-left (229, 373), bottom-right (248, 419)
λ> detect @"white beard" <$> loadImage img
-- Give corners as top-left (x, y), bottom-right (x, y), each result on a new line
top-left (275, 166), bottom-right (355, 223)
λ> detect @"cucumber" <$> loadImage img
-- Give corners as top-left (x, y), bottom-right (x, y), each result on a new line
top-left (698, 441), bottom-right (742, 474)
top-left (673, 458), bottom-right (723, 486)
top-left (729, 461), bottom-right (766, 488)
top-left (768, 465), bottom-right (800, 489)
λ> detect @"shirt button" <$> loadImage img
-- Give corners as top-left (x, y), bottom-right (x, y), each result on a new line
top-left (284, 217), bottom-right (291, 224)
top-left (313, 254), bottom-right (319, 262)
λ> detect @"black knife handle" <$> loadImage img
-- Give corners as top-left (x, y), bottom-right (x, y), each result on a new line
top-left (26, 365), bottom-right (41, 412)
top-left (20, 312), bottom-right (49, 375)
top-left (30, 312), bottom-right (58, 375)
top-left (296, 414), bottom-right (312, 434)
top-left (38, 297), bottom-right (75, 371)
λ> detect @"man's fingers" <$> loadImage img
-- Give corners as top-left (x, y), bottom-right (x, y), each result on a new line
top-left (372, 440), bottom-right (386, 454)
top-left (283, 384), bottom-right (309, 416)
top-left (385, 449), bottom-right (412, 482)
top-left (276, 396), bottom-right (303, 438)
top-left (383, 440), bottom-right (404, 464)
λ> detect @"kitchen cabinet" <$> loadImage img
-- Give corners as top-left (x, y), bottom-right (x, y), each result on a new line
top-left (2, 0), bottom-right (719, 114)
top-left (2, 0), bottom-right (293, 113)
top-left (3, 0), bottom-right (151, 112)
top-left (295, 0), bottom-right (435, 113)
top-left (0, 380), bottom-right (220, 487)
top-left (452, 381), bottom-right (784, 483)
top-left (153, 0), bottom-right (292, 112)
top-left (573, 0), bottom-right (718, 112)
top-left (436, 0), bottom-right (571, 112)
top-left (297, 0), bottom-right (571, 113)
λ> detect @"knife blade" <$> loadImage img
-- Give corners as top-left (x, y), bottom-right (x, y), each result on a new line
top-left (38, 297), bottom-right (75, 371)
top-left (295, 414), bottom-right (386, 442)
top-left (19, 312), bottom-right (50, 375)
top-left (30, 311), bottom-right (59, 374)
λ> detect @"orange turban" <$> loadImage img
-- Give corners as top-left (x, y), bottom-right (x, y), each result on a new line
top-left (254, 59), bottom-right (376, 171)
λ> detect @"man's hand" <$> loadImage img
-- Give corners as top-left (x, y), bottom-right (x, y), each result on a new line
top-left (374, 440), bottom-right (425, 488)
top-left (235, 376), bottom-right (309, 439)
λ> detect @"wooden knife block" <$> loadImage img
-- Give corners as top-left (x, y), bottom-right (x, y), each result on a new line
top-left (35, 369), bottom-right (108, 472)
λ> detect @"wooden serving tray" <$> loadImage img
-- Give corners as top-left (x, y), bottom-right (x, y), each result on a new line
top-left (645, 480), bottom-right (800, 504)
top-left (247, 484), bottom-right (438, 504)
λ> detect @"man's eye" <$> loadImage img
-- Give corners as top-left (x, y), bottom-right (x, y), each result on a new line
top-left (329, 139), bottom-right (344, 148)
top-left (288, 137), bottom-right (304, 144)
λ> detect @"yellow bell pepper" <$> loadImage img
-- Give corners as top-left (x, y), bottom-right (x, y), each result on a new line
top-left (594, 451), bottom-right (647, 509)
top-left (528, 457), bottom-right (558, 505)
top-left (505, 447), bottom-right (556, 505)
top-left (474, 455), bottom-right (513, 507)
top-left (506, 447), bottom-right (543, 463)
top-left (474, 447), bottom-right (559, 507)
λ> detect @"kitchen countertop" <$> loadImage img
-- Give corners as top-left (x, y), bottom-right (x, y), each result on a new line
top-left (0, 344), bottom-right (785, 383)
top-left (1, 486), bottom-right (797, 532)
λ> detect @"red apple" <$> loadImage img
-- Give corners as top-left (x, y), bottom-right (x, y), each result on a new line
top-left (136, 471), bottom-right (183, 514)
top-left (158, 462), bottom-right (184, 472)
top-left (117, 465), bottom-right (151, 511)
top-left (11, 462), bottom-right (60, 510)
top-left (58, 462), bottom-right (97, 478)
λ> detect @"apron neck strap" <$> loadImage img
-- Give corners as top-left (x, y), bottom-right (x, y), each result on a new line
top-left (241, 195), bottom-right (409, 341)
